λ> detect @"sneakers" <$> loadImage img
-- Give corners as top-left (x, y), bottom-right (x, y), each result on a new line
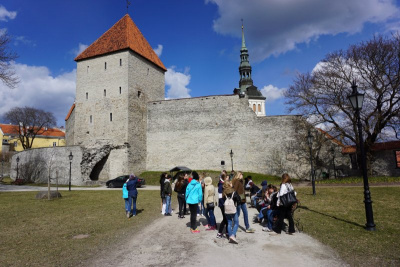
top-left (288, 232), bottom-right (295, 235)
top-left (262, 227), bottom-right (272, 232)
top-left (204, 224), bottom-right (209, 228)
top-left (190, 228), bottom-right (200, 233)
top-left (245, 228), bottom-right (255, 233)
top-left (216, 233), bottom-right (223, 239)
top-left (206, 226), bottom-right (216, 231)
top-left (164, 213), bottom-right (172, 216)
top-left (229, 236), bottom-right (238, 244)
top-left (126, 211), bottom-right (130, 218)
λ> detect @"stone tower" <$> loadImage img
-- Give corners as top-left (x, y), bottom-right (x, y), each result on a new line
top-left (66, 15), bottom-right (166, 181)
top-left (234, 22), bottom-right (266, 116)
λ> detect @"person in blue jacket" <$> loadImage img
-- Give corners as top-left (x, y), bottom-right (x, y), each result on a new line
top-left (122, 179), bottom-right (129, 218)
top-left (127, 173), bottom-right (139, 217)
top-left (185, 171), bottom-right (203, 233)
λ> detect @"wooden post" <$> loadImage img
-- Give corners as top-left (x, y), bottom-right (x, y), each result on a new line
top-left (56, 170), bottom-right (59, 198)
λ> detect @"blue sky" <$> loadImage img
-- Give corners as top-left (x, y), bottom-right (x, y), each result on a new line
top-left (1, 0), bottom-right (399, 126)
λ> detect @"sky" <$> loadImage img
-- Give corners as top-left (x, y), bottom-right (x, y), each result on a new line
top-left (0, 0), bottom-right (399, 127)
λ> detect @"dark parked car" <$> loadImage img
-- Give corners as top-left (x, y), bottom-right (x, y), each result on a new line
top-left (106, 175), bottom-right (145, 188)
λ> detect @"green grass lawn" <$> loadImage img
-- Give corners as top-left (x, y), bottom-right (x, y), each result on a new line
top-left (0, 190), bottom-right (159, 267)
top-left (294, 186), bottom-right (400, 266)
top-left (316, 176), bottom-right (400, 184)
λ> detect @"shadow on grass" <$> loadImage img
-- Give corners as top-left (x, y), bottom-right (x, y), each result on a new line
top-left (298, 206), bottom-right (364, 228)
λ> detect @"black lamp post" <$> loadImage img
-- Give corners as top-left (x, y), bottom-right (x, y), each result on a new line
top-left (229, 149), bottom-right (234, 172)
top-left (348, 81), bottom-right (376, 231)
top-left (307, 130), bottom-right (316, 195)
top-left (68, 152), bottom-right (73, 191)
top-left (330, 147), bottom-right (337, 179)
top-left (16, 156), bottom-right (20, 180)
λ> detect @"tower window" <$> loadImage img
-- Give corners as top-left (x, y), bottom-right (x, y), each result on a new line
top-left (119, 87), bottom-right (122, 94)
top-left (86, 92), bottom-right (88, 100)
top-left (105, 62), bottom-right (107, 70)
top-left (120, 59), bottom-right (122, 66)
top-left (87, 66), bottom-right (89, 73)
top-left (110, 113), bottom-right (113, 122)
top-left (90, 115), bottom-right (92, 123)
top-left (104, 89), bottom-right (106, 97)
top-left (253, 104), bottom-right (256, 112)
top-left (258, 104), bottom-right (261, 112)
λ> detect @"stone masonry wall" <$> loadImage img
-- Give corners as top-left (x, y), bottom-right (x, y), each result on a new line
top-left (146, 95), bottom-right (313, 178)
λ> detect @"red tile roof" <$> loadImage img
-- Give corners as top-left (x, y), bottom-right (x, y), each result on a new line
top-left (342, 141), bottom-right (400, 154)
top-left (74, 14), bottom-right (166, 71)
top-left (0, 124), bottom-right (65, 138)
top-left (65, 103), bottom-right (75, 121)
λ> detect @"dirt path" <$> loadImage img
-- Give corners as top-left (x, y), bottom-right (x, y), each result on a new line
top-left (88, 202), bottom-right (347, 267)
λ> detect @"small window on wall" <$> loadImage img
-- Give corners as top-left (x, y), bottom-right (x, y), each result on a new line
top-left (395, 151), bottom-right (400, 168)
top-left (104, 89), bottom-right (106, 97)
top-left (258, 104), bottom-right (261, 112)
top-left (119, 87), bottom-right (122, 94)
top-left (87, 66), bottom-right (89, 73)
top-left (86, 92), bottom-right (88, 100)
top-left (90, 115), bottom-right (92, 124)
top-left (105, 62), bottom-right (107, 70)
top-left (53, 142), bottom-right (56, 147)
top-left (120, 59), bottom-right (122, 66)
top-left (14, 141), bottom-right (17, 147)
top-left (110, 113), bottom-right (113, 122)
top-left (253, 104), bottom-right (256, 112)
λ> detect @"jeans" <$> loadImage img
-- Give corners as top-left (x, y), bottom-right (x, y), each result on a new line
top-left (189, 204), bottom-right (198, 230)
top-left (226, 212), bottom-right (239, 237)
top-left (177, 195), bottom-right (185, 216)
top-left (258, 207), bottom-right (268, 219)
top-left (236, 202), bottom-right (250, 229)
top-left (197, 202), bottom-right (205, 215)
top-left (205, 206), bottom-right (216, 227)
top-left (267, 209), bottom-right (277, 230)
top-left (124, 198), bottom-right (129, 212)
top-left (218, 206), bottom-right (228, 234)
top-left (128, 195), bottom-right (137, 215)
top-left (165, 195), bottom-right (171, 215)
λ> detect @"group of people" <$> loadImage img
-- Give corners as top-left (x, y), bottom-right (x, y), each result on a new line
top-left (122, 170), bottom-right (297, 243)
top-left (157, 170), bottom-right (297, 244)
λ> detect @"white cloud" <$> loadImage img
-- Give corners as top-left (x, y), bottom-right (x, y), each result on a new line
top-left (72, 43), bottom-right (89, 56)
top-left (153, 44), bottom-right (163, 57)
top-left (165, 67), bottom-right (191, 99)
top-left (0, 63), bottom-right (76, 127)
top-left (206, 0), bottom-right (400, 61)
top-left (0, 5), bottom-right (17, 21)
top-left (14, 36), bottom-right (35, 46)
top-left (260, 84), bottom-right (286, 102)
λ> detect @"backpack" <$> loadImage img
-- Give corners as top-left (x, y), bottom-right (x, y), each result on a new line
top-left (224, 192), bottom-right (237, 215)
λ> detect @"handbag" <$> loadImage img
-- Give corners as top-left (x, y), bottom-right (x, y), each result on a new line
top-left (207, 202), bottom-right (215, 209)
top-left (280, 184), bottom-right (297, 208)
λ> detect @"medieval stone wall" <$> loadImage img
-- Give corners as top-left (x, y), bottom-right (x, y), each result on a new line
top-left (146, 95), bottom-right (313, 178)
top-left (65, 107), bottom-right (75, 146)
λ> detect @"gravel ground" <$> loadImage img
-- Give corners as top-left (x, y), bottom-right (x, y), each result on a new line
top-left (86, 202), bottom-right (348, 267)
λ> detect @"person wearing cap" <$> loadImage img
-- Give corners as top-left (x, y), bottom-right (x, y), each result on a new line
top-left (185, 171), bottom-right (203, 233)
top-left (127, 173), bottom-right (139, 217)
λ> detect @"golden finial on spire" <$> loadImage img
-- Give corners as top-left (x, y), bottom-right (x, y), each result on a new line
top-left (241, 18), bottom-right (244, 29)
top-left (126, 0), bottom-right (131, 14)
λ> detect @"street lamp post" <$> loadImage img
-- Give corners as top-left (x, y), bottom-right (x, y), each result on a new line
top-left (348, 81), bottom-right (376, 231)
top-left (68, 152), bottom-right (73, 191)
top-left (307, 130), bottom-right (316, 195)
top-left (16, 156), bottom-right (20, 180)
top-left (330, 146), bottom-right (337, 179)
top-left (229, 149), bottom-right (234, 172)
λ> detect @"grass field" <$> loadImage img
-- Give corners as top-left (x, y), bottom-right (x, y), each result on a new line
top-left (294, 186), bottom-right (400, 266)
top-left (316, 176), bottom-right (400, 184)
top-left (0, 190), bottom-right (159, 267)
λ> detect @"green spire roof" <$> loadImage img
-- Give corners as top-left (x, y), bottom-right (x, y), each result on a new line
top-left (241, 21), bottom-right (247, 50)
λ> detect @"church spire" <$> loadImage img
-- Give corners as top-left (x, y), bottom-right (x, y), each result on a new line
top-left (238, 20), bottom-right (253, 92)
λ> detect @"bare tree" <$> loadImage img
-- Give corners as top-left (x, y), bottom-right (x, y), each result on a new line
top-left (285, 35), bottom-right (400, 169)
top-left (4, 106), bottom-right (56, 150)
top-left (0, 32), bottom-right (19, 88)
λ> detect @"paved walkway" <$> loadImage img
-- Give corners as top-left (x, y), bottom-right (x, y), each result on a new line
top-left (0, 184), bottom-right (159, 192)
